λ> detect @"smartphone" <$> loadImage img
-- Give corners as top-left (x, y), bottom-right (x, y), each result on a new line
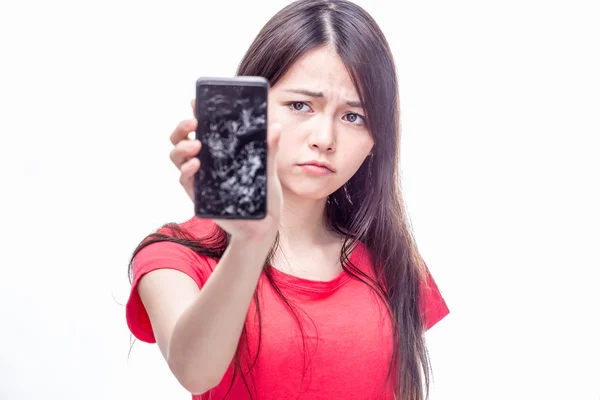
top-left (194, 76), bottom-right (269, 219)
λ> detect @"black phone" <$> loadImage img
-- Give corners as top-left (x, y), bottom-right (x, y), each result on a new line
top-left (194, 76), bottom-right (269, 219)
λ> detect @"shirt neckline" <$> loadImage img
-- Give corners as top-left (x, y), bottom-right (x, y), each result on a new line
top-left (264, 241), bottom-right (365, 294)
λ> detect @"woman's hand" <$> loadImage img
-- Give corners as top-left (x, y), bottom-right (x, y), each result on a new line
top-left (169, 100), bottom-right (283, 242)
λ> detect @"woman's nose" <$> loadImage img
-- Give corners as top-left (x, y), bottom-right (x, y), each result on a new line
top-left (308, 116), bottom-right (336, 152)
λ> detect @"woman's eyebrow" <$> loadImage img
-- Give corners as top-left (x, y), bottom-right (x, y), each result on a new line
top-left (346, 100), bottom-right (362, 108)
top-left (283, 88), bottom-right (362, 107)
top-left (284, 88), bottom-right (324, 98)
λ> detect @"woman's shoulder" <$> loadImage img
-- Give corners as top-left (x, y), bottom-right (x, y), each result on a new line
top-left (132, 216), bottom-right (221, 276)
top-left (156, 216), bottom-right (219, 240)
top-left (127, 216), bottom-right (220, 344)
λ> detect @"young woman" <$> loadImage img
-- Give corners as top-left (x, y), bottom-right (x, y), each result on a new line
top-left (126, 1), bottom-right (449, 399)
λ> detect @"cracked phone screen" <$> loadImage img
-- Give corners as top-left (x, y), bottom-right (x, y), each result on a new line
top-left (194, 82), bottom-right (268, 219)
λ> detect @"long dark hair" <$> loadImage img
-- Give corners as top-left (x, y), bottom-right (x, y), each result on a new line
top-left (129, 1), bottom-right (431, 399)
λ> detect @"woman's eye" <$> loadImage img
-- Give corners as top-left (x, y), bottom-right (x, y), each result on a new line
top-left (344, 113), bottom-right (365, 125)
top-left (288, 102), bottom-right (311, 113)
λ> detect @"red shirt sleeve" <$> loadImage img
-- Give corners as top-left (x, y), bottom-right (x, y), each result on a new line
top-left (125, 238), bottom-right (215, 343)
top-left (420, 268), bottom-right (449, 331)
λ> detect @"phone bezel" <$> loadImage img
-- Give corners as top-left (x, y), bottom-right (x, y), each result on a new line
top-left (193, 76), bottom-right (270, 220)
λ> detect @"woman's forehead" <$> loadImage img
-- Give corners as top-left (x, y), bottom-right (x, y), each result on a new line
top-left (274, 47), bottom-right (360, 100)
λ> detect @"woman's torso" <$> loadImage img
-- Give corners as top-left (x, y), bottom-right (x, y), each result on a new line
top-left (197, 239), bottom-right (395, 400)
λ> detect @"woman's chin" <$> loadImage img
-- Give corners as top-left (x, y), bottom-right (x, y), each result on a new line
top-left (281, 182), bottom-right (338, 201)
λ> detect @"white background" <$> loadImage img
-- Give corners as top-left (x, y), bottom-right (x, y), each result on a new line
top-left (1, 0), bottom-right (599, 399)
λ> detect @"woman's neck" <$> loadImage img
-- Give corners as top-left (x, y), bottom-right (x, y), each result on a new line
top-left (278, 189), bottom-right (331, 247)
top-left (273, 188), bottom-right (343, 278)
top-left (279, 190), bottom-right (327, 247)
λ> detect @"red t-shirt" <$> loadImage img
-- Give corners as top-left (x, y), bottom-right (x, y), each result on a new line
top-left (126, 217), bottom-right (449, 399)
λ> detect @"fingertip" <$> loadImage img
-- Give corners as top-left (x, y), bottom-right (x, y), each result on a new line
top-left (182, 157), bottom-right (200, 175)
top-left (269, 123), bottom-right (282, 146)
top-left (187, 121), bottom-right (199, 140)
top-left (191, 99), bottom-right (197, 117)
top-left (268, 133), bottom-right (280, 150)
top-left (271, 122), bottom-right (282, 134)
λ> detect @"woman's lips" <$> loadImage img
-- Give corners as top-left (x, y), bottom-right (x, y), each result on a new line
top-left (298, 164), bottom-right (334, 175)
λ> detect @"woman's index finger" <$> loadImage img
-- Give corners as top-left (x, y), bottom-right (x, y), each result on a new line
top-left (170, 119), bottom-right (197, 145)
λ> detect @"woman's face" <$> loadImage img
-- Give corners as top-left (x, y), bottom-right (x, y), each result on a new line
top-left (269, 46), bottom-right (374, 200)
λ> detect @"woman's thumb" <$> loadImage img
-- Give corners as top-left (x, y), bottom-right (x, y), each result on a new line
top-left (267, 122), bottom-right (282, 175)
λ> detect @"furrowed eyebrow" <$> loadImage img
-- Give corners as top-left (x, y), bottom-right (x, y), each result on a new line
top-left (283, 89), bottom-right (362, 108)
top-left (284, 89), bottom-right (324, 97)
